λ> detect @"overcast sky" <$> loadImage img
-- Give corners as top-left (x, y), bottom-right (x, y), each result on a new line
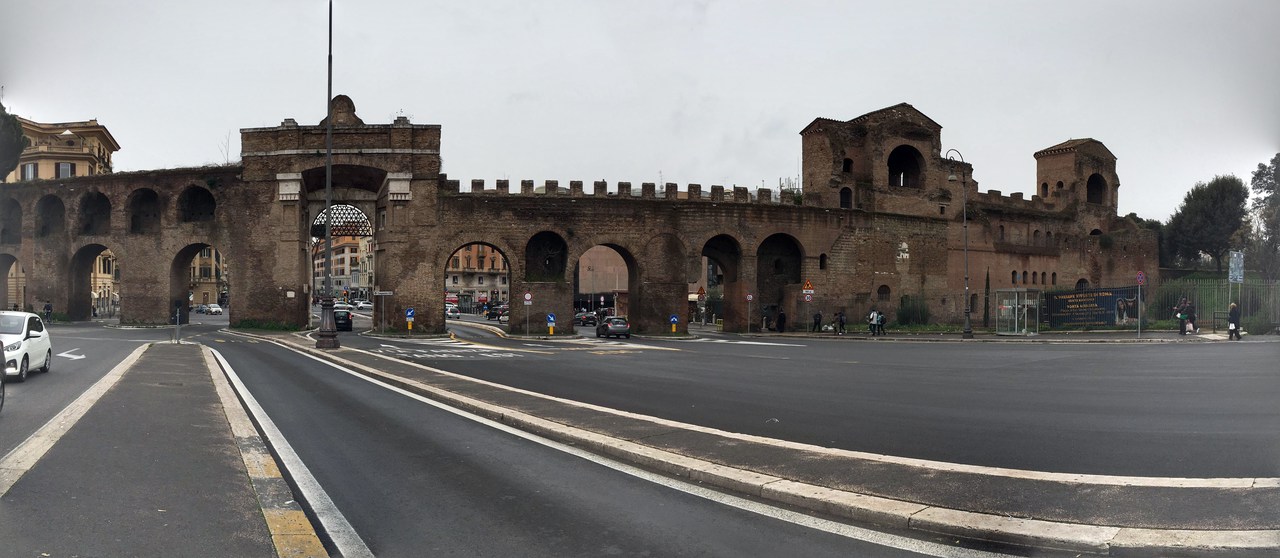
top-left (3, 0), bottom-right (1277, 221)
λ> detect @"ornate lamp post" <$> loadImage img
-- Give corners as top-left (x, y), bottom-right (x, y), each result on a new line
top-left (946, 149), bottom-right (974, 339)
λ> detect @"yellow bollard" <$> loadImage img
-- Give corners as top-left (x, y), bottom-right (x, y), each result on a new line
top-left (549, 326), bottom-right (554, 336)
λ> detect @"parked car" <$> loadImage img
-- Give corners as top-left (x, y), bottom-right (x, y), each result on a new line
top-left (355, 300), bottom-right (373, 310)
top-left (487, 305), bottom-right (509, 320)
top-left (574, 312), bottom-right (598, 326)
top-left (334, 309), bottom-right (353, 331)
top-left (206, 304), bottom-right (223, 315)
top-left (194, 304), bottom-right (209, 314)
top-left (596, 316), bottom-right (630, 338)
top-left (445, 305), bottom-right (461, 319)
top-left (497, 310), bottom-right (510, 324)
top-left (1, 311), bottom-right (53, 383)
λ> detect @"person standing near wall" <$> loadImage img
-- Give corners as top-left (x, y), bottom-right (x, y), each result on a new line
top-left (1228, 302), bottom-right (1242, 340)
top-left (812, 310), bottom-right (822, 332)
top-left (776, 309), bottom-right (787, 333)
top-left (1174, 297), bottom-right (1188, 336)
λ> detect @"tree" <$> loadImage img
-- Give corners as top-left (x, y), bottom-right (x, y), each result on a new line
top-left (0, 101), bottom-right (29, 182)
top-left (1165, 175), bottom-right (1249, 272)
top-left (1248, 153), bottom-right (1280, 279)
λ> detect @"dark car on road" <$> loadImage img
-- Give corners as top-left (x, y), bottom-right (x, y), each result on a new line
top-left (486, 304), bottom-right (508, 320)
top-left (595, 316), bottom-right (630, 338)
top-left (334, 309), bottom-right (353, 331)
top-left (574, 312), bottom-right (598, 326)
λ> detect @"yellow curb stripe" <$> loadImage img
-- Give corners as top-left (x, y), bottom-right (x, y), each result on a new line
top-left (204, 345), bottom-right (327, 558)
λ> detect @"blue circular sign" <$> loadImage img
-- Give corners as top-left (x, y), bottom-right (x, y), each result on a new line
top-left (669, 315), bottom-right (679, 324)
top-left (547, 313), bottom-right (556, 323)
top-left (406, 307), bottom-right (415, 318)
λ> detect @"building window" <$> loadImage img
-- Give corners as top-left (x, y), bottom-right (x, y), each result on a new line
top-left (501, 276), bottom-right (507, 285)
top-left (452, 256), bottom-right (460, 269)
top-left (1012, 271), bottom-right (1017, 284)
top-left (842, 158), bottom-right (852, 173)
top-left (200, 266), bottom-right (212, 279)
top-left (998, 225), bottom-right (1005, 241)
top-left (20, 163), bottom-right (37, 181)
top-left (819, 254), bottom-right (828, 270)
top-left (201, 248), bottom-right (212, 258)
top-left (839, 187), bottom-right (852, 209)
top-left (56, 162), bottom-right (76, 178)
top-left (1022, 271), bottom-right (1028, 284)
top-left (452, 275), bottom-right (459, 284)
top-left (478, 276), bottom-right (485, 285)
top-left (1052, 272), bottom-right (1057, 285)
top-left (1032, 272), bottom-right (1038, 284)
top-left (877, 285), bottom-right (891, 302)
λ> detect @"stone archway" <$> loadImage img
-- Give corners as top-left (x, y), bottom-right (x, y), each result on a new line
top-left (756, 233), bottom-right (803, 330)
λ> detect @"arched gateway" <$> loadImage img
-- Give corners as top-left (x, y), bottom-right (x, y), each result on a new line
top-left (1, 98), bottom-right (1158, 335)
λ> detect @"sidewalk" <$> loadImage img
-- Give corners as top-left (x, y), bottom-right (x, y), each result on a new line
top-left (0, 342), bottom-right (325, 558)
top-left (257, 329), bottom-right (1279, 556)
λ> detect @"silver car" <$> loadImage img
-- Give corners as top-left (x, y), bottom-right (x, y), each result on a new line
top-left (1, 311), bottom-right (54, 383)
top-left (595, 316), bottom-right (631, 339)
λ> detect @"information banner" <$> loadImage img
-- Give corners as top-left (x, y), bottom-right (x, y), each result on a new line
top-left (1044, 286), bottom-right (1143, 328)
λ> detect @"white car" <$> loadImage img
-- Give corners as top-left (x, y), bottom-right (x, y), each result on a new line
top-left (445, 305), bottom-right (461, 319)
top-left (206, 304), bottom-right (223, 315)
top-left (333, 302), bottom-right (353, 312)
top-left (355, 300), bottom-right (373, 310)
top-left (1, 311), bottom-right (53, 383)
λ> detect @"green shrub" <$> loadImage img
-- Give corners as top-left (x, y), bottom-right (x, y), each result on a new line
top-left (1243, 315), bottom-right (1277, 336)
top-left (231, 319), bottom-right (303, 331)
top-left (896, 295), bottom-right (931, 325)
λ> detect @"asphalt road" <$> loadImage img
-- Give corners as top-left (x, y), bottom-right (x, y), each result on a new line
top-left (339, 315), bottom-right (1280, 479)
top-left (0, 321), bottom-right (169, 457)
top-left (208, 327), bottom-right (987, 557)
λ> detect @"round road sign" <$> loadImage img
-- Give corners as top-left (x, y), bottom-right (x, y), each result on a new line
top-left (1136, 271), bottom-right (1146, 285)
top-left (523, 292), bottom-right (532, 301)
top-left (746, 294), bottom-right (754, 302)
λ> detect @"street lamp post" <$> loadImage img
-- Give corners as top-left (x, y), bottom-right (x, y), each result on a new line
top-left (315, 0), bottom-right (340, 349)
top-left (946, 149), bottom-right (974, 339)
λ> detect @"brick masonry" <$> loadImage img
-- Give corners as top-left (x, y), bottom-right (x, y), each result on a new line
top-left (0, 98), bottom-right (1157, 334)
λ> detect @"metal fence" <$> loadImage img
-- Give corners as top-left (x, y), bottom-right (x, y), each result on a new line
top-left (1145, 277), bottom-right (1280, 332)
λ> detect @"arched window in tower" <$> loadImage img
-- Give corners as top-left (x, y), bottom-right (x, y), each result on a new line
top-left (1012, 270), bottom-right (1018, 284)
top-left (886, 145), bottom-right (924, 188)
top-left (1022, 271), bottom-right (1028, 284)
top-left (1040, 183), bottom-right (1049, 197)
top-left (819, 254), bottom-right (828, 270)
top-left (1075, 278), bottom-right (1089, 290)
top-left (842, 158), bottom-right (853, 173)
top-left (1033, 230), bottom-right (1042, 245)
top-left (877, 285), bottom-right (891, 302)
top-left (1086, 173), bottom-right (1108, 204)
top-left (839, 187), bottom-right (852, 209)
top-left (1032, 272), bottom-right (1038, 284)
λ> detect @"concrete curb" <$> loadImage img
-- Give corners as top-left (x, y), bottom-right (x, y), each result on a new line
top-left (203, 345), bottom-right (327, 558)
top-left (250, 333), bottom-right (1280, 556)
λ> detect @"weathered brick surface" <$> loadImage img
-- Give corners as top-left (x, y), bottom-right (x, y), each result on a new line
top-left (0, 100), bottom-right (1156, 333)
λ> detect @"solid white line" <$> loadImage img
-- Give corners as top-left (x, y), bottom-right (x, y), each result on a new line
top-left (208, 348), bottom-right (374, 558)
top-left (0, 343), bottom-right (151, 496)
top-left (283, 348), bottom-right (1013, 557)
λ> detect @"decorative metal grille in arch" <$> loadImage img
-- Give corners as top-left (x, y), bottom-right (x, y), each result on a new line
top-left (311, 204), bottom-right (373, 237)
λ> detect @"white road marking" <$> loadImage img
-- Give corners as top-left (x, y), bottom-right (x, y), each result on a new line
top-left (282, 348), bottom-right (1015, 557)
top-left (56, 349), bottom-right (86, 360)
top-left (209, 348), bottom-right (375, 558)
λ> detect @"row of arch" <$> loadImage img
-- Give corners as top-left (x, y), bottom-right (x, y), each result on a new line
top-left (1012, 270), bottom-right (1058, 286)
top-left (0, 185), bottom-right (217, 242)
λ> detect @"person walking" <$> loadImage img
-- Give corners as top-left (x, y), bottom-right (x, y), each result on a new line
top-left (1174, 297), bottom-right (1188, 335)
top-left (1227, 302), bottom-right (1242, 340)
top-left (867, 309), bottom-right (879, 335)
top-left (43, 301), bottom-right (53, 322)
top-left (836, 311), bottom-right (846, 335)
top-left (776, 309), bottom-right (787, 333)
top-left (1186, 299), bottom-right (1199, 334)
top-left (876, 310), bottom-right (887, 336)
top-left (812, 310), bottom-right (823, 332)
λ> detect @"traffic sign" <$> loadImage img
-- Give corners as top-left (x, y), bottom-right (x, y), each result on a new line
top-left (524, 292), bottom-right (532, 301)
top-left (405, 307), bottom-right (415, 322)
top-left (804, 293), bottom-right (812, 302)
top-left (669, 315), bottom-right (679, 324)
top-left (802, 279), bottom-right (814, 294)
top-left (746, 293), bottom-right (754, 302)
top-left (1229, 251), bottom-right (1244, 283)
top-left (1136, 271), bottom-right (1146, 286)
top-left (373, 290), bottom-right (393, 296)
top-left (547, 313), bottom-right (556, 324)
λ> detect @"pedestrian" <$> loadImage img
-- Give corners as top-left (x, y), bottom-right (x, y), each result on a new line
top-left (1174, 297), bottom-right (1188, 336)
top-left (836, 311), bottom-right (846, 335)
top-left (812, 310), bottom-right (822, 332)
top-left (1186, 299), bottom-right (1199, 334)
top-left (43, 301), bottom-right (53, 322)
top-left (776, 309), bottom-right (787, 333)
top-left (1227, 302), bottom-right (1242, 340)
top-left (876, 310), bottom-right (887, 336)
top-left (867, 309), bottom-right (877, 335)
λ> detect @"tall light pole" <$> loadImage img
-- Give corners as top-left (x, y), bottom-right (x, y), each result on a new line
top-left (315, 0), bottom-right (340, 349)
top-left (946, 149), bottom-right (974, 339)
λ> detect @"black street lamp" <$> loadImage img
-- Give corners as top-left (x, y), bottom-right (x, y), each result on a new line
top-left (946, 149), bottom-right (974, 339)
top-left (315, 0), bottom-right (340, 349)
